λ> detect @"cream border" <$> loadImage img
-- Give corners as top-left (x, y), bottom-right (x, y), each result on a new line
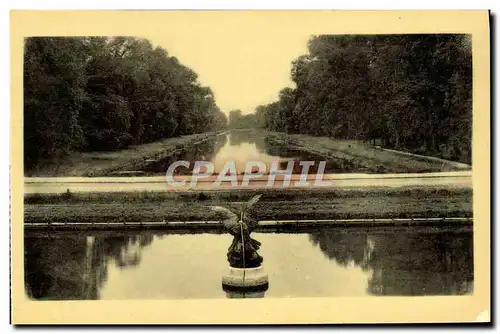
top-left (10, 10), bottom-right (490, 324)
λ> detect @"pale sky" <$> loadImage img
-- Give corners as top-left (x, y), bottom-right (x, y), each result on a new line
top-left (144, 29), bottom-right (310, 115)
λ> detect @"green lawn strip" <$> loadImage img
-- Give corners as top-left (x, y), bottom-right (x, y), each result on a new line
top-left (24, 193), bottom-right (472, 224)
top-left (266, 132), bottom-right (471, 173)
top-left (24, 186), bottom-right (472, 204)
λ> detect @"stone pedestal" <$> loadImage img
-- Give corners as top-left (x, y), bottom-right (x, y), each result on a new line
top-left (222, 266), bottom-right (269, 298)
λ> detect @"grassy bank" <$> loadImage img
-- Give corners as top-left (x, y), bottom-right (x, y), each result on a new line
top-left (266, 132), bottom-right (471, 173)
top-left (25, 131), bottom-right (223, 177)
top-left (24, 187), bottom-right (472, 224)
top-left (25, 186), bottom-right (472, 204)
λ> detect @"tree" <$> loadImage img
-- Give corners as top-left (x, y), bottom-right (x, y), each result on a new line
top-left (258, 34), bottom-right (472, 163)
top-left (24, 36), bottom-right (227, 169)
top-left (24, 37), bottom-right (87, 169)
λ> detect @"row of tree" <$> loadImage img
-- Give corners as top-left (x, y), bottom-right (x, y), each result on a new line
top-left (24, 37), bottom-right (227, 169)
top-left (227, 109), bottom-right (259, 129)
top-left (255, 34), bottom-right (472, 163)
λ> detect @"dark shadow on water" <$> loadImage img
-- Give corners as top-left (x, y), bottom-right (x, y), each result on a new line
top-left (141, 133), bottom-right (228, 175)
top-left (309, 229), bottom-right (474, 296)
top-left (24, 234), bottom-right (154, 300)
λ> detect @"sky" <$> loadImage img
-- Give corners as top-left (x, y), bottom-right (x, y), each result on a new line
top-left (143, 18), bottom-right (311, 115)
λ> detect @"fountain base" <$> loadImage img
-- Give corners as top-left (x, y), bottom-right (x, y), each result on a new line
top-left (222, 266), bottom-right (268, 289)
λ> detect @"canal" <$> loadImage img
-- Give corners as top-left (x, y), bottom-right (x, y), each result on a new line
top-left (131, 130), bottom-right (364, 176)
top-left (24, 226), bottom-right (473, 300)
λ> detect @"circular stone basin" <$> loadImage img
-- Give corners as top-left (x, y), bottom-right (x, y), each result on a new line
top-left (222, 266), bottom-right (269, 289)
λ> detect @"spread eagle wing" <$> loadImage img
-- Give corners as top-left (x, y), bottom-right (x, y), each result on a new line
top-left (242, 194), bottom-right (262, 212)
top-left (240, 194), bottom-right (262, 231)
top-left (209, 205), bottom-right (240, 233)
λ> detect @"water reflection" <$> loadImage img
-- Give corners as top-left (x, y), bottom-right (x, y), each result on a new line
top-left (139, 130), bottom-right (357, 176)
top-left (24, 228), bottom-right (473, 300)
top-left (144, 134), bottom-right (228, 175)
top-left (24, 234), bottom-right (153, 300)
top-left (309, 229), bottom-right (474, 296)
top-left (228, 130), bottom-right (267, 149)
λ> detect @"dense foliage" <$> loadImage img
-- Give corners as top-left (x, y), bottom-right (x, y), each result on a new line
top-left (227, 109), bottom-right (259, 129)
top-left (24, 37), bottom-right (227, 169)
top-left (256, 35), bottom-right (472, 163)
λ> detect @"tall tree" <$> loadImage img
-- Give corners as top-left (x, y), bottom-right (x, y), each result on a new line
top-left (24, 37), bottom-right (87, 169)
top-left (258, 34), bottom-right (472, 163)
top-left (24, 36), bottom-right (227, 169)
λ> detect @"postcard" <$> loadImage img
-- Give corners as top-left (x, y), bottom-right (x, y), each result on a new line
top-left (10, 10), bottom-right (490, 324)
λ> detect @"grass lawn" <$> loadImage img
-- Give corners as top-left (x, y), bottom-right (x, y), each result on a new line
top-left (24, 186), bottom-right (472, 224)
top-left (266, 132), bottom-right (471, 173)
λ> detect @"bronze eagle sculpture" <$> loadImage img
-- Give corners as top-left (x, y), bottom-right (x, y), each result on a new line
top-left (210, 194), bottom-right (263, 268)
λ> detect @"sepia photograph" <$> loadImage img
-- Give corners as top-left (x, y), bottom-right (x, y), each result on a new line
top-left (10, 10), bottom-right (490, 324)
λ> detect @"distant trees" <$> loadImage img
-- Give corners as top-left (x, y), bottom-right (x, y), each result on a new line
top-left (228, 109), bottom-right (259, 129)
top-left (257, 34), bottom-right (472, 163)
top-left (24, 37), bottom-right (227, 169)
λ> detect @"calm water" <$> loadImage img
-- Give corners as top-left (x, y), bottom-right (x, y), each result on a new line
top-left (24, 228), bottom-right (473, 300)
top-left (137, 130), bottom-right (361, 176)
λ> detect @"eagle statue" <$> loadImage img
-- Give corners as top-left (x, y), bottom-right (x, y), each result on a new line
top-left (210, 194), bottom-right (263, 268)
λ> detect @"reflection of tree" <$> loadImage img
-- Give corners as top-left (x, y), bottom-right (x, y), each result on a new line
top-left (367, 231), bottom-right (473, 296)
top-left (309, 229), bottom-right (473, 296)
top-left (261, 136), bottom-right (287, 157)
top-left (263, 136), bottom-right (358, 173)
top-left (228, 130), bottom-right (265, 147)
top-left (100, 234), bottom-right (154, 268)
top-left (24, 233), bottom-right (154, 300)
top-left (24, 236), bottom-right (107, 300)
top-left (146, 134), bottom-right (228, 175)
top-left (309, 231), bottom-right (372, 270)
top-left (253, 134), bottom-right (269, 153)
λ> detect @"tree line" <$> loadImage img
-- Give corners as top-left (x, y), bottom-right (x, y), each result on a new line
top-left (24, 37), bottom-right (227, 170)
top-left (255, 34), bottom-right (472, 163)
top-left (227, 109), bottom-right (259, 129)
